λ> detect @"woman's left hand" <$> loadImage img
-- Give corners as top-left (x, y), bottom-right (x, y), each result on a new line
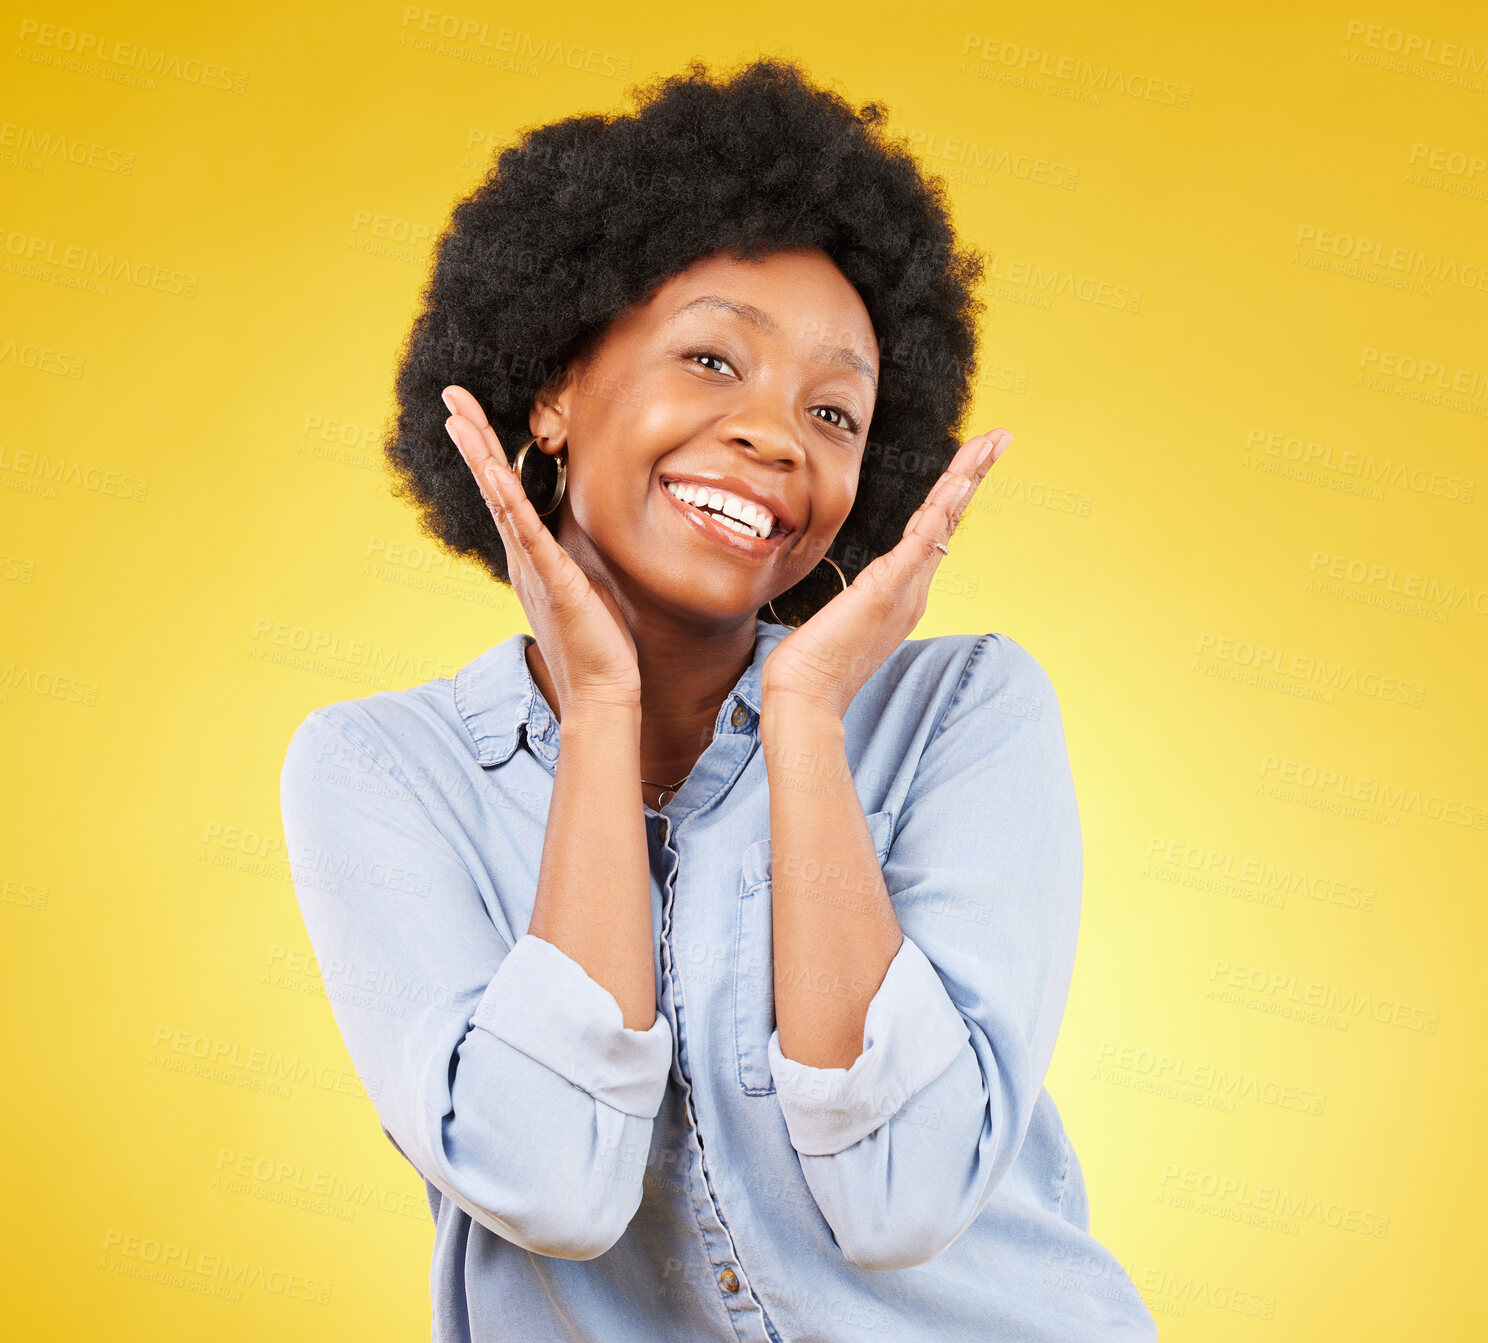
top-left (760, 428), bottom-right (1013, 719)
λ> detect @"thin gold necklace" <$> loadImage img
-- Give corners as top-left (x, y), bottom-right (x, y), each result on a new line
top-left (641, 773), bottom-right (690, 807)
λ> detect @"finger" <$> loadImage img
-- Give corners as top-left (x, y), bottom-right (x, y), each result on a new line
top-left (445, 412), bottom-right (529, 576)
top-left (902, 471), bottom-right (972, 542)
top-left (919, 428), bottom-right (1012, 535)
top-left (897, 435), bottom-right (985, 531)
top-left (916, 478), bottom-right (970, 546)
top-left (445, 411), bottom-right (587, 606)
top-left (443, 384), bottom-right (509, 464)
top-left (873, 430), bottom-right (1012, 616)
top-left (441, 407), bottom-right (529, 567)
top-left (956, 427), bottom-right (1010, 471)
top-left (891, 477), bottom-right (973, 588)
top-left (439, 389), bottom-right (552, 568)
top-left (945, 429), bottom-right (1011, 496)
top-left (867, 499), bottom-right (956, 621)
top-left (849, 472), bottom-right (970, 624)
top-left (439, 388), bottom-right (509, 487)
top-left (441, 384), bottom-right (492, 432)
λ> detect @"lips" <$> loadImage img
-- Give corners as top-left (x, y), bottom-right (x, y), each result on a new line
top-left (659, 474), bottom-right (800, 537)
top-left (658, 477), bottom-right (792, 557)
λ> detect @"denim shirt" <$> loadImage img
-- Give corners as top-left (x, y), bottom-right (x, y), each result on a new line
top-left (280, 617), bottom-right (1157, 1341)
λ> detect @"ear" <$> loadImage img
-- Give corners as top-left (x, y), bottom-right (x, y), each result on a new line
top-left (528, 363), bottom-right (578, 450)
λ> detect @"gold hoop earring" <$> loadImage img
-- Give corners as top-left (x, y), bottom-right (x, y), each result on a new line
top-left (767, 554), bottom-right (848, 629)
top-left (513, 437), bottom-right (568, 517)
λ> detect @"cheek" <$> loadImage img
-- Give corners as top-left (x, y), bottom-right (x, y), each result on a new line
top-left (824, 467), bottom-right (862, 524)
top-left (632, 389), bottom-right (689, 443)
top-left (563, 420), bottom-right (669, 538)
top-left (574, 366), bottom-right (699, 451)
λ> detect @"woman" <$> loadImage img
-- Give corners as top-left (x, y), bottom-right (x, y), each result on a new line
top-left (282, 57), bottom-right (1157, 1341)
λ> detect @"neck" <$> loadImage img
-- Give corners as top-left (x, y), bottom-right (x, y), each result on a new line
top-left (524, 611), bottom-right (761, 787)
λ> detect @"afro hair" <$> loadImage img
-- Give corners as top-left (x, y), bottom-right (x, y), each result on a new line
top-left (384, 55), bottom-right (986, 626)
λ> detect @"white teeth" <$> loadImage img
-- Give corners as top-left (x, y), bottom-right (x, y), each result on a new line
top-left (665, 481), bottom-right (776, 539)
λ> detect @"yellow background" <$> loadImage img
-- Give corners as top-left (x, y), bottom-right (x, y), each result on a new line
top-left (4, 0), bottom-right (1484, 1336)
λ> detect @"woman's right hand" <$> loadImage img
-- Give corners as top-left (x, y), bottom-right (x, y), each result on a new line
top-left (441, 385), bottom-right (642, 715)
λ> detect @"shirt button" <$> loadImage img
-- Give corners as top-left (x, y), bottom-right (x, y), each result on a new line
top-left (730, 704), bottom-right (749, 729)
top-left (719, 1267), bottom-right (740, 1293)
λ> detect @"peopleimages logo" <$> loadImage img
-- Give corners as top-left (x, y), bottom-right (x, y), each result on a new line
top-left (1360, 345), bottom-right (1488, 395)
top-left (15, 20), bottom-right (249, 92)
top-left (1294, 224), bottom-right (1488, 293)
top-left (1144, 836), bottom-right (1376, 912)
top-left (99, 1230), bottom-right (331, 1303)
top-left (1307, 551), bottom-right (1488, 615)
top-left (0, 227), bottom-right (199, 297)
top-left (1194, 631), bottom-right (1427, 706)
top-left (1259, 754), bottom-right (1488, 830)
top-left (1097, 1041), bottom-right (1327, 1115)
top-left (149, 1026), bottom-right (372, 1097)
top-left (983, 252), bottom-right (1143, 311)
top-left (1343, 20), bottom-right (1488, 72)
top-left (1157, 1164), bottom-right (1390, 1237)
top-left (0, 444), bottom-right (148, 500)
top-left (1245, 425), bottom-right (1478, 499)
top-left (958, 34), bottom-right (1193, 108)
top-left (248, 617), bottom-right (458, 685)
top-left (213, 1148), bottom-right (430, 1221)
top-left (1208, 960), bottom-right (1439, 1034)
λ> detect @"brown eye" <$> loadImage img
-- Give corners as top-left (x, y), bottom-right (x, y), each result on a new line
top-left (687, 351), bottom-right (735, 375)
top-left (813, 405), bottom-right (860, 433)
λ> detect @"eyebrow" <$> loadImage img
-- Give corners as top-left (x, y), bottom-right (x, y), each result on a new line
top-left (664, 293), bottom-right (878, 389)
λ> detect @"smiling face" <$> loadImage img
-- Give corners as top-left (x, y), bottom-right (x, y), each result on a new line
top-left (527, 246), bottom-right (879, 629)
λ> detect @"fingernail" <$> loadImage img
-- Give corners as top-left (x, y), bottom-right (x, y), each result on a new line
top-left (957, 477), bottom-right (975, 504)
top-left (977, 436), bottom-right (996, 468)
top-left (993, 431), bottom-right (1013, 461)
top-left (440, 390), bottom-right (456, 415)
top-left (445, 419), bottom-right (461, 449)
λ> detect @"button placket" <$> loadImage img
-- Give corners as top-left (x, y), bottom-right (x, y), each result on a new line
top-left (654, 744), bottom-right (773, 1340)
top-left (733, 809), bottom-right (899, 1094)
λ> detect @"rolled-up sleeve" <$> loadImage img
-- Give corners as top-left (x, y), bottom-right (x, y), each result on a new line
top-left (765, 635), bottom-right (1083, 1272)
top-left (280, 708), bottom-right (672, 1261)
top-left (476, 933), bottom-right (671, 1118)
top-left (766, 935), bottom-right (968, 1155)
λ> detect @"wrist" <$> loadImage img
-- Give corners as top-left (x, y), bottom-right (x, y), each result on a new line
top-left (562, 701), bottom-right (642, 741)
top-left (760, 695), bottom-right (846, 751)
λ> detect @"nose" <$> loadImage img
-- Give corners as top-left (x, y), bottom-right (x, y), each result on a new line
top-left (716, 394), bottom-right (806, 469)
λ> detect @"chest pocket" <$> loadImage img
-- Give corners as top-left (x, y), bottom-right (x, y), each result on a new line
top-left (732, 809), bottom-right (897, 1095)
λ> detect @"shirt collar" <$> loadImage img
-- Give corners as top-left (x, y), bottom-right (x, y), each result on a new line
top-left (454, 616), bottom-right (792, 767)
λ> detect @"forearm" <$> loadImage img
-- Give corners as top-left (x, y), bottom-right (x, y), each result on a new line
top-left (528, 704), bottom-right (656, 1030)
top-left (762, 699), bottom-right (903, 1070)
top-left (282, 708), bottom-right (671, 1258)
top-left (745, 637), bottom-right (1083, 1271)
